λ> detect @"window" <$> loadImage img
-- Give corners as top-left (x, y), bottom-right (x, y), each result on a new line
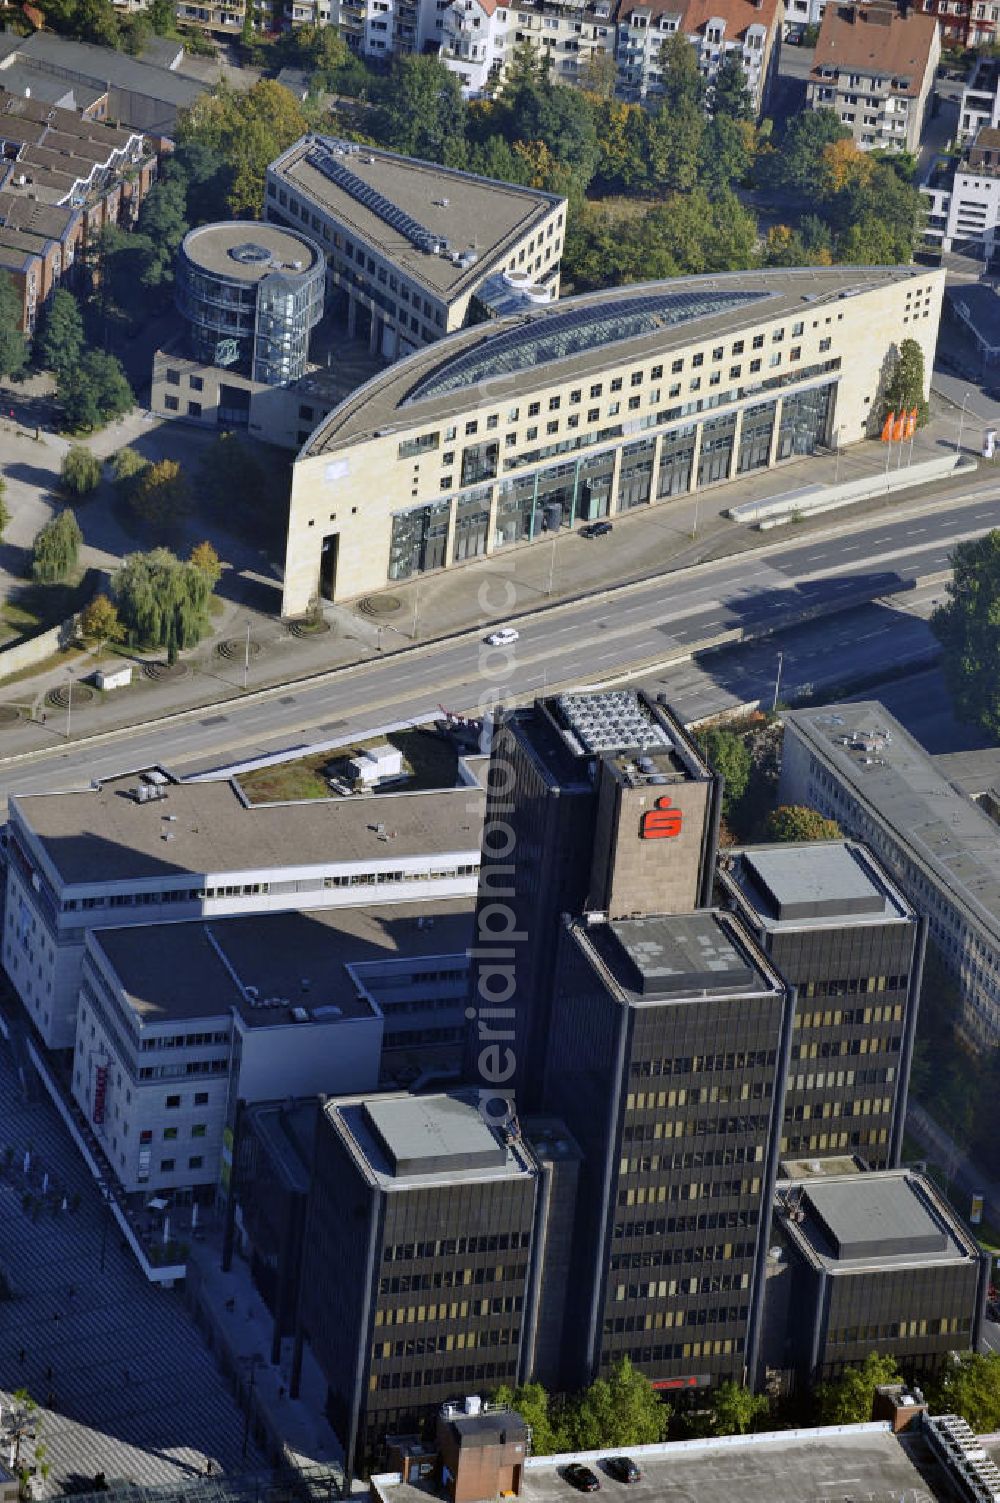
top-left (190, 376), bottom-right (204, 392)
top-left (465, 419), bottom-right (478, 436)
top-left (163, 1127), bottom-right (178, 1140)
top-left (631, 371), bottom-right (643, 386)
top-left (164, 395), bottom-right (178, 412)
top-left (732, 340), bottom-right (744, 355)
top-left (792, 321), bottom-right (804, 336)
top-left (672, 359), bottom-right (683, 373)
top-left (819, 337), bottom-right (832, 352)
top-left (546, 420), bottom-right (559, 434)
top-left (588, 408), bottom-right (599, 422)
top-left (611, 376), bottom-right (623, 391)
top-left (189, 1156), bottom-right (204, 1170)
top-left (570, 389), bottom-right (582, 404)
top-left (166, 369), bottom-right (180, 386)
top-left (160, 1158), bottom-right (175, 1172)
top-left (712, 346), bottom-right (724, 361)
top-left (692, 353), bottom-right (704, 367)
top-left (139, 1129), bottom-right (153, 1144)
top-left (486, 414), bottom-right (499, 430)
top-left (549, 395), bottom-right (561, 410)
top-left (752, 334), bottom-right (764, 349)
top-left (730, 366), bottom-right (741, 379)
top-left (188, 402), bottom-right (202, 418)
top-left (608, 401), bottom-right (620, 415)
top-left (772, 327), bottom-right (784, 343)
top-left (528, 401), bottom-right (541, 416)
top-left (166, 1094), bottom-right (181, 1109)
top-left (590, 383), bottom-right (603, 397)
top-left (194, 1092), bottom-right (209, 1105)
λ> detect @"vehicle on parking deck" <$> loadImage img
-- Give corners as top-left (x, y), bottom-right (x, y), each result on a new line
top-left (581, 521), bottom-right (614, 538)
top-left (564, 1465), bottom-right (601, 1492)
top-left (605, 1458), bottom-right (641, 1485)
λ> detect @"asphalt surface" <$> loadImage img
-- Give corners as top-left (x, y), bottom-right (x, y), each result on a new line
top-left (0, 485), bottom-right (995, 805)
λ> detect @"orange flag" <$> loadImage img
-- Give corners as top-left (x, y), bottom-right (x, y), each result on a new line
top-left (892, 412), bottom-right (906, 441)
top-left (904, 408), bottom-right (917, 439)
top-left (881, 411), bottom-right (894, 442)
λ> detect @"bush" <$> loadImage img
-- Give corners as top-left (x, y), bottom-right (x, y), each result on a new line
top-left (60, 446), bottom-right (102, 498)
top-left (32, 509), bottom-right (82, 584)
top-left (765, 805), bottom-right (842, 842)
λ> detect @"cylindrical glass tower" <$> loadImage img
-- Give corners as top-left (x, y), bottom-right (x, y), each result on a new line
top-left (175, 221), bottom-right (325, 386)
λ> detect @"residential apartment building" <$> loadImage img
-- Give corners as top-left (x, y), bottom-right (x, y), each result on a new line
top-left (470, 690), bottom-right (720, 1107)
top-left (0, 91), bottom-right (156, 331)
top-left (545, 908), bottom-right (793, 1390)
top-left (615, 0), bottom-right (782, 113)
top-left (718, 840), bottom-right (925, 1170)
top-left (919, 0), bottom-right (998, 48)
top-left (763, 1168), bottom-right (987, 1385)
top-left (807, 0), bottom-right (940, 154)
top-left (282, 264), bottom-right (943, 614)
top-left (922, 124), bottom-right (1000, 257)
top-left (781, 701), bottom-right (1000, 1051)
top-left (4, 768), bottom-right (483, 1051)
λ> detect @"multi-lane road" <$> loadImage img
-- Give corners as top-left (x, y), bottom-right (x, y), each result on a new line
top-left (0, 485), bottom-right (997, 804)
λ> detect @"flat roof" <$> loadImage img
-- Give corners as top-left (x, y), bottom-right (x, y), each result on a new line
top-left (180, 220), bottom-right (322, 283)
top-left (785, 702), bottom-right (1000, 945)
top-left (580, 910), bottom-right (779, 1003)
top-left (11, 776), bottom-right (484, 886)
top-left (724, 840), bottom-right (912, 927)
top-left (778, 1171), bottom-right (977, 1272)
top-left (270, 133), bottom-right (561, 304)
top-left (329, 1090), bottom-right (535, 1189)
top-left (9, 31), bottom-right (207, 108)
top-left (374, 1427), bottom-right (944, 1503)
top-left (301, 264), bottom-right (937, 455)
top-left (365, 1094), bottom-right (507, 1176)
top-left (88, 897), bottom-right (474, 1028)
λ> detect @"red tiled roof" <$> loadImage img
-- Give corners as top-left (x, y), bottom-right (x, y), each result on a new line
top-left (811, 2), bottom-right (938, 94)
top-left (617, 0), bottom-right (780, 35)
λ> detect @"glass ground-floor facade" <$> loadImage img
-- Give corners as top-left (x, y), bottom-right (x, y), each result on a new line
top-left (386, 380), bottom-right (835, 582)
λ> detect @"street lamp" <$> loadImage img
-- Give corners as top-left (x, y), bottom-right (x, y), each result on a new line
top-left (243, 620), bottom-right (252, 692)
top-left (65, 674), bottom-right (73, 741)
top-left (957, 390), bottom-right (974, 455)
top-left (241, 1355), bottom-right (262, 1461)
top-left (772, 651), bottom-right (784, 714)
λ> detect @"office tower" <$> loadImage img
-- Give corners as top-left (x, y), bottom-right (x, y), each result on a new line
top-left (544, 908), bottom-right (793, 1392)
top-left (718, 841), bottom-right (925, 1169)
top-left (470, 690), bottom-right (721, 1107)
top-left (295, 1091), bottom-right (566, 1475)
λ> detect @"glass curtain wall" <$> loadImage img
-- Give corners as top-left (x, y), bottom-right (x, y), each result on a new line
top-left (736, 400), bottom-right (777, 474)
top-left (657, 424), bottom-right (697, 498)
top-left (453, 486), bottom-right (491, 562)
top-left (577, 451), bottom-right (616, 520)
top-left (617, 438), bottom-right (656, 510)
top-left (388, 499), bottom-right (450, 579)
top-left (776, 384), bottom-right (833, 460)
top-left (697, 412), bottom-right (738, 487)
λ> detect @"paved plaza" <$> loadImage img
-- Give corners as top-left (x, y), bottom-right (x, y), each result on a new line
top-left (0, 1029), bottom-right (265, 1495)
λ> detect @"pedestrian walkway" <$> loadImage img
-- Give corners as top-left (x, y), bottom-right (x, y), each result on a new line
top-left (0, 395), bottom-right (981, 766)
top-left (0, 1026), bottom-right (266, 1494)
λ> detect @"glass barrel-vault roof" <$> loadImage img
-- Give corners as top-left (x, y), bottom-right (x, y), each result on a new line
top-left (402, 287), bottom-right (775, 405)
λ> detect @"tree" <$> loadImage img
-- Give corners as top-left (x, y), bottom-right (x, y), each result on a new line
top-left (765, 805), bottom-right (842, 842)
top-left (79, 593), bottom-right (125, 661)
top-left (129, 458), bottom-right (191, 532)
top-left (58, 350), bottom-right (133, 431)
top-left (136, 176), bottom-right (190, 289)
top-left (768, 109), bottom-right (850, 194)
top-left (112, 446), bottom-right (149, 490)
top-left (699, 115), bottom-right (755, 197)
top-left (708, 1380), bottom-right (770, 1436)
top-left (882, 337), bottom-right (928, 426)
top-left (190, 539), bottom-right (223, 585)
top-left (113, 547), bottom-right (215, 650)
top-left (36, 288), bottom-right (85, 378)
top-left (0, 476), bottom-right (8, 539)
top-left (60, 445), bottom-right (102, 498)
top-left (932, 530), bottom-right (1000, 738)
top-left (565, 1359), bottom-right (667, 1451)
top-left (8, 1390), bottom-right (50, 1500)
top-left (699, 727), bottom-right (751, 817)
top-left (711, 54), bottom-right (754, 120)
top-left (0, 271), bottom-right (27, 380)
top-left (149, 0), bottom-right (175, 33)
top-left (178, 82), bottom-right (310, 218)
top-left (817, 1352), bottom-right (900, 1426)
top-left (32, 509), bottom-right (82, 584)
top-left (493, 1382), bottom-right (568, 1455)
top-left (932, 1353), bottom-right (1000, 1433)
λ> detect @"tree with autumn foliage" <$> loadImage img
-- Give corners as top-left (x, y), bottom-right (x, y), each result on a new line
top-left (189, 540), bottom-right (223, 586)
top-left (177, 82), bottom-right (309, 218)
top-left (79, 593), bottom-right (125, 661)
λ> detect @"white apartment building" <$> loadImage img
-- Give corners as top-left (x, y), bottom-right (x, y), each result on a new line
top-left (781, 702), bottom-right (1000, 1052)
top-left (923, 126), bottom-right (1000, 256)
top-left (957, 55), bottom-right (1000, 142)
top-left (4, 769), bottom-right (484, 1052)
top-left (72, 898), bottom-right (474, 1204)
top-left (615, 0), bottom-right (782, 112)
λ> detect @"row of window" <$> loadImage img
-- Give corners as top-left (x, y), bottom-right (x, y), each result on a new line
top-left (792, 1035), bottom-right (901, 1060)
top-left (604, 1306), bottom-right (748, 1333)
top-left (630, 1048), bottom-right (777, 1077)
top-left (375, 1295), bottom-right (522, 1328)
top-left (827, 1316), bottom-right (971, 1346)
top-left (611, 1242), bottom-right (756, 1271)
top-left (614, 1209), bottom-right (761, 1238)
top-left (373, 1327), bottom-right (519, 1360)
top-left (369, 1361), bottom-right (515, 1393)
top-left (618, 1177), bottom-right (762, 1207)
top-left (378, 1264), bottom-right (526, 1295)
top-left (798, 979), bottom-right (908, 1004)
top-left (383, 1231), bottom-right (531, 1260)
top-left (614, 1273), bottom-right (750, 1302)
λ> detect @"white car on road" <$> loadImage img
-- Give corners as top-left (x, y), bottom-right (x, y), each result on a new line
top-left (484, 627), bottom-right (520, 647)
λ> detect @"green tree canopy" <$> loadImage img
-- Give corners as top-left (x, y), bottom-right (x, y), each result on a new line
top-left (765, 805), bottom-right (842, 842)
top-left (129, 458), bottom-right (191, 533)
top-left (60, 445), bottom-right (102, 498)
top-left (931, 1352), bottom-right (1000, 1432)
top-left (768, 109), bottom-right (850, 194)
top-left (177, 81), bottom-right (309, 218)
top-left (32, 508), bottom-right (82, 584)
top-left (36, 288), bottom-right (85, 378)
top-left (375, 56), bottom-right (468, 167)
top-left (932, 530), bottom-right (1000, 738)
top-left (0, 475), bottom-right (9, 539)
top-left (58, 350), bottom-right (133, 431)
top-left (492, 1382), bottom-right (568, 1456)
top-left (113, 547), bottom-right (215, 650)
top-left (711, 54), bottom-right (754, 120)
top-left (699, 727), bottom-right (751, 817)
top-left (817, 1352), bottom-right (900, 1426)
top-left (882, 337), bottom-right (928, 424)
top-left (136, 175), bottom-right (190, 289)
top-left (0, 271), bottom-right (27, 380)
top-left (565, 1359), bottom-right (667, 1451)
top-left (708, 1380), bottom-right (770, 1436)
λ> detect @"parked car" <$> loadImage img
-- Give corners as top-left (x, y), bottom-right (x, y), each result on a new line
top-left (564, 1465), bottom-right (601, 1493)
top-left (605, 1458), bottom-right (641, 1485)
top-left (484, 626), bottom-right (519, 646)
top-left (581, 521), bottom-right (614, 538)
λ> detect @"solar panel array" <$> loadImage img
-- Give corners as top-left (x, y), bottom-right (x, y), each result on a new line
top-left (306, 144), bottom-right (445, 256)
top-left (403, 287), bottom-right (774, 405)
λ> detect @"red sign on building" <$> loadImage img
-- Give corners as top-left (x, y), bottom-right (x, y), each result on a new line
top-left (640, 795), bottom-right (683, 841)
top-left (92, 1063), bottom-right (108, 1125)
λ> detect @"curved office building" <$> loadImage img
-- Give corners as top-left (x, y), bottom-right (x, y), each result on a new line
top-left (176, 221), bottom-right (325, 386)
top-left (281, 264), bottom-right (943, 615)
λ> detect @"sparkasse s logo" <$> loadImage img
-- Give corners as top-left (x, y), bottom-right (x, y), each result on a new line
top-left (640, 795), bottom-right (683, 840)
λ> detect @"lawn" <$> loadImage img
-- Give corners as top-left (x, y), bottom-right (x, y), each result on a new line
top-left (237, 728), bottom-right (459, 805)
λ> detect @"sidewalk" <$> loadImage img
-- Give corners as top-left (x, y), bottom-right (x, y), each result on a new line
top-left (0, 397), bottom-right (981, 763)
